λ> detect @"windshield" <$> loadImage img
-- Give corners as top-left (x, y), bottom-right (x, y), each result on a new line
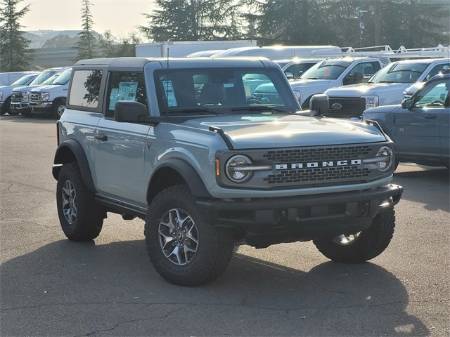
top-left (369, 62), bottom-right (429, 84)
top-left (155, 68), bottom-right (299, 115)
top-left (301, 60), bottom-right (351, 80)
top-left (29, 70), bottom-right (57, 86)
top-left (53, 69), bottom-right (72, 85)
top-left (41, 73), bottom-right (60, 85)
top-left (11, 74), bottom-right (37, 86)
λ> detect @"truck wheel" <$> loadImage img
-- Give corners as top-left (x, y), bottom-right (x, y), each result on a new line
top-left (313, 208), bottom-right (395, 263)
top-left (56, 163), bottom-right (104, 241)
top-left (1, 97), bottom-right (11, 115)
top-left (145, 185), bottom-right (234, 286)
top-left (53, 99), bottom-right (66, 119)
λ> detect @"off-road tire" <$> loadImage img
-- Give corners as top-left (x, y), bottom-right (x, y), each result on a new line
top-left (313, 208), bottom-right (395, 263)
top-left (56, 163), bottom-right (104, 241)
top-left (1, 97), bottom-right (11, 115)
top-left (145, 185), bottom-right (234, 286)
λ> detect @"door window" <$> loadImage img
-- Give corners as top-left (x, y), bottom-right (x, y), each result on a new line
top-left (345, 62), bottom-right (380, 84)
top-left (425, 63), bottom-right (450, 81)
top-left (69, 70), bottom-right (103, 109)
top-left (106, 72), bottom-right (147, 117)
top-left (414, 80), bottom-right (450, 108)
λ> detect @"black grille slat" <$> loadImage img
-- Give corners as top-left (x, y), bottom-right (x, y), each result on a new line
top-left (264, 146), bottom-right (371, 162)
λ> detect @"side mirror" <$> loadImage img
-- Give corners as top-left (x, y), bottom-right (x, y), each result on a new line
top-left (285, 71), bottom-right (294, 80)
top-left (401, 98), bottom-right (414, 110)
top-left (309, 94), bottom-right (329, 116)
top-left (344, 72), bottom-right (363, 85)
top-left (114, 101), bottom-right (149, 123)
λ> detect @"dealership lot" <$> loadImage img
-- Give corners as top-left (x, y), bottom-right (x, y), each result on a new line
top-left (0, 116), bottom-right (449, 336)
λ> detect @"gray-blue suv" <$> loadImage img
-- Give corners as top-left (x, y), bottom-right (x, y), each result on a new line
top-left (52, 57), bottom-right (403, 285)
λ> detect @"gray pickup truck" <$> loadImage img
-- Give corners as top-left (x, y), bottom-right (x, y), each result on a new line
top-left (364, 73), bottom-right (449, 168)
top-left (52, 57), bottom-right (402, 286)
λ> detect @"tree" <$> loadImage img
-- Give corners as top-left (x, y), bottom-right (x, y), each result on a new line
top-left (77, 0), bottom-right (96, 60)
top-left (140, 0), bottom-right (245, 41)
top-left (98, 31), bottom-right (141, 57)
top-left (0, 0), bottom-right (30, 71)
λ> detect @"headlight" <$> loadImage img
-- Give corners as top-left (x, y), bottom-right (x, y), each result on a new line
top-left (225, 155), bottom-right (253, 183)
top-left (362, 95), bottom-right (379, 109)
top-left (41, 92), bottom-right (50, 101)
top-left (293, 90), bottom-right (302, 104)
top-left (375, 146), bottom-right (394, 172)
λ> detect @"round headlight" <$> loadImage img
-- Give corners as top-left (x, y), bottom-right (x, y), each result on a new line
top-left (376, 146), bottom-right (394, 172)
top-left (225, 155), bottom-right (253, 183)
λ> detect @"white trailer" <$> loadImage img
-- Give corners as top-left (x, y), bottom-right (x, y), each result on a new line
top-left (136, 40), bottom-right (257, 58)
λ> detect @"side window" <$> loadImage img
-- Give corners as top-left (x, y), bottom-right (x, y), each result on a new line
top-left (106, 72), bottom-right (147, 117)
top-left (345, 62), bottom-right (380, 84)
top-left (69, 70), bottom-right (103, 109)
top-left (425, 63), bottom-right (450, 81)
top-left (414, 80), bottom-right (450, 109)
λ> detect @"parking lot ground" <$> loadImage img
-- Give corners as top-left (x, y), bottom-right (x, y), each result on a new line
top-left (1, 115), bottom-right (449, 337)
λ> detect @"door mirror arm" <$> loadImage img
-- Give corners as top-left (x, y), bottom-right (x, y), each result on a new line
top-left (401, 98), bottom-right (415, 110)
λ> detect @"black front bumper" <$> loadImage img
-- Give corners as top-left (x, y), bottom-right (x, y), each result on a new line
top-left (196, 184), bottom-right (403, 246)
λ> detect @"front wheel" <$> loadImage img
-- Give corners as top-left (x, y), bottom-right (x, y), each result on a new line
top-left (53, 99), bottom-right (66, 119)
top-left (145, 185), bottom-right (234, 286)
top-left (313, 208), bottom-right (395, 263)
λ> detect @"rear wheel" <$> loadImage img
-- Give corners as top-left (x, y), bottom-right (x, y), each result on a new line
top-left (313, 208), bottom-right (395, 263)
top-left (145, 185), bottom-right (234, 286)
top-left (56, 163), bottom-right (105, 241)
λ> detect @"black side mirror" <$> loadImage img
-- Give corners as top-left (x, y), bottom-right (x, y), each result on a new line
top-left (114, 101), bottom-right (150, 123)
top-left (401, 98), bottom-right (414, 110)
top-left (285, 71), bottom-right (294, 80)
top-left (309, 94), bottom-right (329, 116)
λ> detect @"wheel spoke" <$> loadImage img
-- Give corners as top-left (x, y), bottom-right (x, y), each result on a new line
top-left (168, 245), bottom-right (182, 265)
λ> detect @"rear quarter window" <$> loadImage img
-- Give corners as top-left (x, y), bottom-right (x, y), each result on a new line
top-left (68, 70), bottom-right (103, 109)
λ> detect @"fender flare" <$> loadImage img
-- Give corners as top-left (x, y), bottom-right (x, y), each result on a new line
top-left (52, 139), bottom-right (96, 193)
top-left (147, 158), bottom-right (212, 201)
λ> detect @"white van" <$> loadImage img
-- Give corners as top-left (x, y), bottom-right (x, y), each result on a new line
top-left (212, 46), bottom-right (342, 60)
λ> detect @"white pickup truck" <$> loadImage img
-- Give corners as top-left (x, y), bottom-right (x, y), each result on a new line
top-left (324, 58), bottom-right (450, 118)
top-left (27, 68), bottom-right (72, 118)
top-left (289, 57), bottom-right (384, 109)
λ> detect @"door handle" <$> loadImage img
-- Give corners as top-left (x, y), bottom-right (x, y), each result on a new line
top-left (423, 115), bottom-right (437, 120)
top-left (94, 133), bottom-right (108, 141)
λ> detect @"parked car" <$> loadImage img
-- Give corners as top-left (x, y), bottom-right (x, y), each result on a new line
top-left (10, 67), bottom-right (65, 115)
top-left (290, 57), bottom-right (384, 109)
top-left (212, 45), bottom-right (342, 59)
top-left (363, 73), bottom-right (449, 168)
top-left (0, 73), bottom-right (39, 115)
top-left (274, 58), bottom-right (321, 80)
top-left (27, 68), bottom-right (72, 118)
top-left (52, 57), bottom-right (402, 286)
top-left (325, 58), bottom-right (450, 118)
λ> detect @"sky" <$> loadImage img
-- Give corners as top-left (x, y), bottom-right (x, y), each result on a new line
top-left (22, 0), bottom-right (156, 38)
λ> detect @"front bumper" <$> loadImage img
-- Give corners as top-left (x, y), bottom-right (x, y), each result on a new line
top-left (30, 101), bottom-right (53, 112)
top-left (196, 184), bottom-right (403, 246)
top-left (10, 102), bottom-right (30, 111)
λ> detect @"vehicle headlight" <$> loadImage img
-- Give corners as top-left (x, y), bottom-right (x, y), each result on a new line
top-left (362, 95), bottom-right (379, 109)
top-left (293, 90), bottom-right (302, 104)
top-left (375, 146), bottom-right (394, 172)
top-left (225, 155), bottom-right (253, 183)
top-left (41, 92), bottom-right (50, 101)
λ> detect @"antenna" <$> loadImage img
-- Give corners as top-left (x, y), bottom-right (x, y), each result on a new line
top-left (166, 43), bottom-right (170, 69)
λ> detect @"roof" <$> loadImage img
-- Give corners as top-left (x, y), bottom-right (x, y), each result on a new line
top-left (395, 58), bottom-right (450, 64)
top-left (74, 57), bottom-right (279, 69)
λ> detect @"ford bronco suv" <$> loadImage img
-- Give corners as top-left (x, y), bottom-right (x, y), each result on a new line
top-left (53, 57), bottom-right (403, 286)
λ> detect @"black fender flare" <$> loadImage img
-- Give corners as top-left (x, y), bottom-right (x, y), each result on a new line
top-left (52, 139), bottom-right (96, 193)
top-left (147, 158), bottom-right (212, 201)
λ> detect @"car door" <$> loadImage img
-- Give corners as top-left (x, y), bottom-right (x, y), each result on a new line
top-left (92, 70), bottom-right (151, 207)
top-left (392, 79), bottom-right (449, 157)
top-left (343, 61), bottom-right (381, 85)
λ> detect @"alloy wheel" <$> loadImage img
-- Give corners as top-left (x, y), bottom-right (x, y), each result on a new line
top-left (61, 180), bottom-right (78, 224)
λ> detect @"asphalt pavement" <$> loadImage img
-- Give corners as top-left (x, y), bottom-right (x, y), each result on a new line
top-left (1, 115), bottom-right (449, 337)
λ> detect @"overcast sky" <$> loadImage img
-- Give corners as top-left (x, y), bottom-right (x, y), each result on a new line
top-left (22, 0), bottom-right (156, 38)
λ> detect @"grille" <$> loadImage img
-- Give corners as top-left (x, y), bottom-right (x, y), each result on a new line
top-left (264, 145), bottom-right (371, 163)
top-left (30, 93), bottom-right (41, 103)
top-left (327, 97), bottom-right (366, 118)
top-left (265, 166), bottom-right (370, 185)
top-left (11, 92), bottom-right (23, 103)
top-left (261, 145), bottom-right (376, 187)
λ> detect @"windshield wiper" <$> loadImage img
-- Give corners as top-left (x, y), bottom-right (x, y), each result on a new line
top-left (167, 107), bottom-right (221, 115)
top-left (231, 106), bottom-right (291, 114)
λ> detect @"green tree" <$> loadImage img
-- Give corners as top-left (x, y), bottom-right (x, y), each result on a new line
top-left (77, 0), bottom-right (96, 60)
top-left (0, 0), bottom-right (30, 71)
top-left (98, 31), bottom-right (140, 57)
top-left (140, 0), bottom-right (245, 41)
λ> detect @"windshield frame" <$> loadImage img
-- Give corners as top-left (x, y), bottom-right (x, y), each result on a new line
top-left (153, 67), bottom-right (300, 116)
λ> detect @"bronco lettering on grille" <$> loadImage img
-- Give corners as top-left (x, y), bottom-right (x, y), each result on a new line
top-left (275, 159), bottom-right (362, 170)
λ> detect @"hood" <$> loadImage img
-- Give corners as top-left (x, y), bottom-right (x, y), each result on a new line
top-left (290, 79), bottom-right (335, 89)
top-left (12, 85), bottom-right (32, 93)
top-left (364, 105), bottom-right (404, 115)
top-left (30, 85), bottom-right (60, 92)
top-left (182, 114), bottom-right (386, 149)
top-left (326, 82), bottom-right (410, 97)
